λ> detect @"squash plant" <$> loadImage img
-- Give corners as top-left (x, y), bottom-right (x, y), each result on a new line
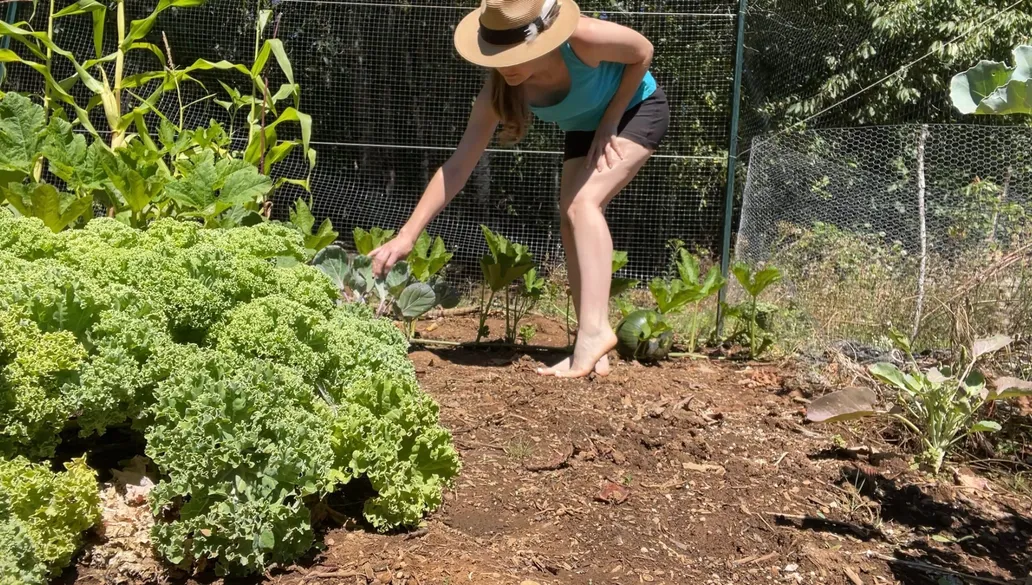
top-left (614, 249), bottom-right (723, 361)
top-left (807, 333), bottom-right (1032, 473)
top-left (0, 0), bottom-right (313, 187)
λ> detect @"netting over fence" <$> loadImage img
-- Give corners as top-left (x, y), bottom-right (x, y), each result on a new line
top-left (2, 0), bottom-right (741, 281)
top-left (736, 125), bottom-right (1032, 348)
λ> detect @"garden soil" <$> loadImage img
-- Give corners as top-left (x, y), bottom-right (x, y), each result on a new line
top-left (69, 315), bottom-right (1032, 585)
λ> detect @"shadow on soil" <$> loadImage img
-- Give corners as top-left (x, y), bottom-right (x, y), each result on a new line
top-left (414, 346), bottom-right (567, 368)
top-left (846, 466), bottom-right (1032, 583)
top-left (778, 461), bottom-right (1032, 582)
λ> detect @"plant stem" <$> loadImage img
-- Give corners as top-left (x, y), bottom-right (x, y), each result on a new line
top-left (476, 288), bottom-right (496, 343)
top-left (749, 293), bottom-right (758, 359)
top-left (111, 0), bottom-right (126, 149)
top-left (33, 0), bottom-right (56, 181)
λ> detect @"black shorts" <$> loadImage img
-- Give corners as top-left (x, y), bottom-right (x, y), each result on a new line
top-left (563, 85), bottom-right (670, 161)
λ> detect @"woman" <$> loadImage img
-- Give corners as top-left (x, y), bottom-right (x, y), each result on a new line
top-left (369, 0), bottom-right (669, 378)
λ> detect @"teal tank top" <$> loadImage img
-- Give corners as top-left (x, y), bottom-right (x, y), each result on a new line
top-left (529, 42), bottom-right (657, 132)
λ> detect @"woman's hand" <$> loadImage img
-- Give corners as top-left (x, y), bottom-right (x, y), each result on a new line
top-left (586, 119), bottom-right (624, 172)
top-left (368, 233), bottom-right (415, 278)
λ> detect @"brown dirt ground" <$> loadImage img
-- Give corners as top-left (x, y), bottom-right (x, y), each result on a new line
top-left (71, 315), bottom-right (1032, 585)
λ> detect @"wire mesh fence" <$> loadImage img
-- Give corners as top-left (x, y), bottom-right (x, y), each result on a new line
top-left (736, 125), bottom-right (1032, 349)
top-left (1, 0), bottom-right (741, 283)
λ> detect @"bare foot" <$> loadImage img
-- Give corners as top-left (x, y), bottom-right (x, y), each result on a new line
top-left (536, 354), bottom-right (610, 377)
top-left (555, 329), bottom-right (618, 379)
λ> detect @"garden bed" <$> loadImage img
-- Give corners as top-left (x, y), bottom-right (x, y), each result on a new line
top-left (69, 315), bottom-right (1032, 585)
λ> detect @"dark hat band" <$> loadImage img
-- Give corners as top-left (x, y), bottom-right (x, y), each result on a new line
top-left (479, 1), bottom-right (560, 46)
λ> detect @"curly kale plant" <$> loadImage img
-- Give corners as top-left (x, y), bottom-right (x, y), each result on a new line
top-left (0, 211), bottom-right (460, 575)
top-left (0, 456), bottom-right (100, 584)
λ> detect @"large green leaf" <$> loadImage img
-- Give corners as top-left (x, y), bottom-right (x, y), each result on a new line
top-left (3, 182), bottom-right (92, 232)
top-left (805, 387), bottom-right (879, 423)
top-left (407, 232), bottom-right (452, 282)
top-left (165, 153), bottom-right (218, 211)
top-left (123, 0), bottom-right (208, 49)
top-left (869, 362), bottom-right (907, 391)
top-left (968, 420), bottom-right (1002, 434)
top-left (42, 116), bottom-right (88, 184)
top-left (972, 334), bottom-right (1013, 361)
top-left (53, 0), bottom-right (106, 58)
top-left (951, 45), bottom-right (1032, 115)
top-left (991, 377), bottom-right (1032, 400)
top-left (479, 225), bottom-right (535, 292)
top-left (0, 92), bottom-right (45, 178)
top-left (353, 227), bottom-right (395, 255)
top-left (612, 250), bottom-right (630, 273)
top-left (431, 278), bottom-right (460, 309)
top-left (216, 159), bottom-right (272, 207)
top-left (649, 278), bottom-right (694, 314)
top-left (396, 282), bottom-right (437, 319)
top-left (676, 248), bottom-right (701, 285)
top-left (610, 276), bottom-right (639, 298)
top-left (312, 245), bottom-right (350, 292)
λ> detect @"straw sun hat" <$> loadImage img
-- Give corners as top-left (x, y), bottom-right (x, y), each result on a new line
top-left (454, 0), bottom-right (582, 68)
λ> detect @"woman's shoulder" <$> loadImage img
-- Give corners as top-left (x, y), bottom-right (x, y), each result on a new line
top-left (567, 17), bottom-right (605, 67)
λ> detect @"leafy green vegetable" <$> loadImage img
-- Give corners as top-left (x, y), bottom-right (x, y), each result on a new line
top-left (146, 348), bottom-right (334, 575)
top-left (0, 456), bottom-right (99, 580)
top-left (725, 262), bottom-right (782, 359)
top-left (0, 212), bottom-right (459, 574)
top-left (289, 197), bottom-right (337, 252)
top-left (0, 92), bottom-right (45, 185)
top-left (610, 250), bottom-right (639, 298)
top-left (807, 334), bottom-right (1026, 473)
top-left (951, 45), bottom-right (1031, 116)
top-left (1, 182), bottom-right (92, 233)
top-left (0, 310), bottom-right (86, 459)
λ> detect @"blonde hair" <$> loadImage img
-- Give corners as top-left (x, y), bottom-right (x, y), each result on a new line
top-left (489, 70), bottom-right (530, 145)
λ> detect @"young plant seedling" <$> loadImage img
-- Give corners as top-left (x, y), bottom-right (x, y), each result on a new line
top-left (806, 333), bottom-right (1032, 473)
top-left (722, 261), bottom-right (782, 359)
top-left (505, 267), bottom-right (545, 344)
top-left (288, 197), bottom-right (337, 253)
top-left (477, 225), bottom-right (536, 342)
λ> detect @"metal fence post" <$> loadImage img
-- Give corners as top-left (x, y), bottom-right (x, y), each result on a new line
top-left (716, 0), bottom-right (749, 335)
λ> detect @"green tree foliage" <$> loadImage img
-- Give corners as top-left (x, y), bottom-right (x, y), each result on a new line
top-left (744, 0), bottom-right (1032, 129)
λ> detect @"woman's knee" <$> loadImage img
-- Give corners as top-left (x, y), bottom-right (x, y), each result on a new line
top-left (561, 197), bottom-right (601, 226)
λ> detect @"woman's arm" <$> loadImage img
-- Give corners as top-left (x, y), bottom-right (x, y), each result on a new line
top-left (370, 83), bottom-right (499, 276)
top-left (569, 19), bottom-right (654, 169)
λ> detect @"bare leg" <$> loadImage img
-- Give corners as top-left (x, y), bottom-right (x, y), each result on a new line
top-left (538, 138), bottom-right (654, 379)
top-left (537, 159), bottom-right (612, 375)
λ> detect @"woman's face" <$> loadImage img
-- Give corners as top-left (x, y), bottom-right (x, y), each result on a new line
top-left (494, 52), bottom-right (552, 86)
